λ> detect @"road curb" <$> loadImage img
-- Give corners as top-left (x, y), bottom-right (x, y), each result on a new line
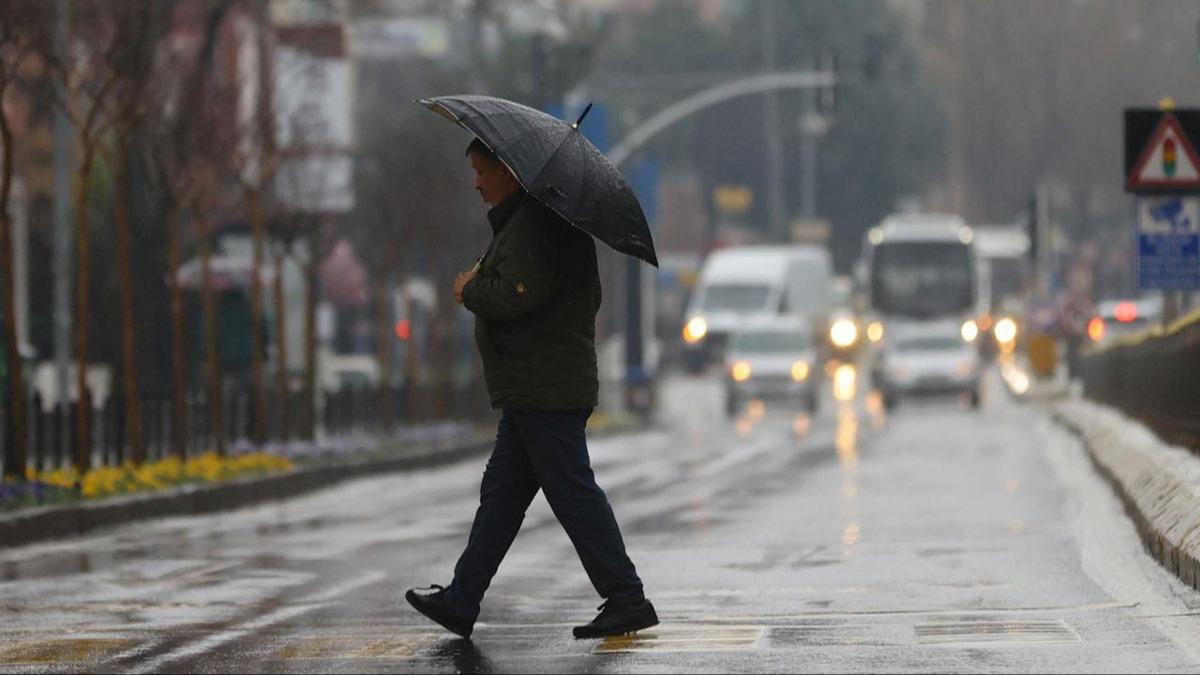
top-left (0, 438), bottom-right (493, 551)
top-left (1053, 402), bottom-right (1200, 591)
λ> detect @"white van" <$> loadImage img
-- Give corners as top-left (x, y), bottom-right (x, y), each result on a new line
top-left (680, 245), bottom-right (832, 372)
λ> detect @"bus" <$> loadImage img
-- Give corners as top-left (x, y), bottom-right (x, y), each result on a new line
top-left (857, 214), bottom-right (983, 345)
top-left (857, 213), bottom-right (983, 404)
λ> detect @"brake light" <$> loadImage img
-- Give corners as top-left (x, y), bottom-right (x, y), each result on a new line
top-left (1087, 316), bottom-right (1105, 342)
top-left (1114, 302), bottom-right (1138, 323)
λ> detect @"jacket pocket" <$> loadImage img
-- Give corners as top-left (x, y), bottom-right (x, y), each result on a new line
top-left (476, 320), bottom-right (503, 361)
top-left (488, 321), bottom-right (525, 359)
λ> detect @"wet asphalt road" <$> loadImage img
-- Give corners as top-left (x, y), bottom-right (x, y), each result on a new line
top-left (3, 364), bottom-right (1200, 673)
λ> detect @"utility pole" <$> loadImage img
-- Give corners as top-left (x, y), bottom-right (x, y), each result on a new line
top-left (53, 0), bottom-right (71, 405)
top-left (799, 52), bottom-right (835, 225)
top-left (760, 0), bottom-right (786, 243)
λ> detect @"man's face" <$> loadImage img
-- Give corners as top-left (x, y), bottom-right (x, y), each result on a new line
top-left (469, 151), bottom-right (519, 206)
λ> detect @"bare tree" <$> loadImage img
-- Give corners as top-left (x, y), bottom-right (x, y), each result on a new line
top-left (0, 0), bottom-right (53, 478)
top-left (103, 0), bottom-right (182, 465)
top-left (56, 0), bottom-right (121, 475)
top-left (271, 157), bottom-right (336, 441)
top-left (352, 108), bottom-right (483, 425)
top-left (145, 0), bottom-right (235, 458)
top-left (234, 7), bottom-right (277, 446)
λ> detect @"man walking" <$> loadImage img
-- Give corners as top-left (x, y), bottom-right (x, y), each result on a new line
top-left (405, 138), bottom-right (657, 640)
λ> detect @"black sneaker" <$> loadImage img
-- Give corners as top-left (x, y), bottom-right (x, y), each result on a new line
top-left (405, 585), bottom-right (473, 639)
top-left (573, 599), bottom-right (659, 639)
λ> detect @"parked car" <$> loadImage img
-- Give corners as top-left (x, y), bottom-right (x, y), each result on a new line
top-left (873, 320), bottom-right (982, 410)
top-left (723, 317), bottom-right (820, 418)
top-left (1087, 296), bottom-right (1164, 348)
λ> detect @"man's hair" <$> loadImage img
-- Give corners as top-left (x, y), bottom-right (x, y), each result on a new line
top-left (465, 137), bottom-right (498, 163)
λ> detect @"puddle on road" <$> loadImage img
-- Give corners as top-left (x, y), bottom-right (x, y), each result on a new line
top-left (1, 551), bottom-right (98, 582)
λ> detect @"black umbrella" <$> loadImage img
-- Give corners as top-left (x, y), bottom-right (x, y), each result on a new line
top-left (418, 94), bottom-right (659, 267)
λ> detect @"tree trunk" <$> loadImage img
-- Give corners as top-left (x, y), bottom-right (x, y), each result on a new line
top-left (166, 200), bottom-right (187, 458)
top-left (73, 143), bottom-right (96, 476)
top-left (272, 248), bottom-right (289, 442)
top-left (427, 274), bottom-right (452, 419)
top-left (374, 275), bottom-right (394, 434)
top-left (248, 186), bottom-right (266, 444)
top-left (403, 284), bottom-right (419, 423)
top-left (198, 208), bottom-right (223, 455)
top-left (114, 144), bottom-right (144, 465)
top-left (0, 102), bottom-right (27, 479)
top-left (302, 243), bottom-right (317, 441)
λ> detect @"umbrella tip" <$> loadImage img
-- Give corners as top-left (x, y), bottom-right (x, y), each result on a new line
top-left (572, 103), bottom-right (594, 129)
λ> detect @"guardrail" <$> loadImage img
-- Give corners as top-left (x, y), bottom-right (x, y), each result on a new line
top-left (1079, 309), bottom-right (1200, 452)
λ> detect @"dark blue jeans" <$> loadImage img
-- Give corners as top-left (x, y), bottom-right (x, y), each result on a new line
top-left (443, 408), bottom-right (645, 624)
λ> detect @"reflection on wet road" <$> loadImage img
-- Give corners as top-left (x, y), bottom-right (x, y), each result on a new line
top-left (2, 362), bottom-right (1200, 673)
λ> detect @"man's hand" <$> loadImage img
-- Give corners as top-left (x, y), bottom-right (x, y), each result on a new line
top-left (454, 268), bottom-right (477, 304)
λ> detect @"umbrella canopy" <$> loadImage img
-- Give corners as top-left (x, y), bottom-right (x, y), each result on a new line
top-left (418, 95), bottom-right (658, 267)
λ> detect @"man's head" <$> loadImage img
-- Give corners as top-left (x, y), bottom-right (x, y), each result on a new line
top-left (466, 138), bottom-right (521, 207)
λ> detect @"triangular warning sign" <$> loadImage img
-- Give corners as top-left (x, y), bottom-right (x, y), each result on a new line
top-left (1129, 112), bottom-right (1200, 190)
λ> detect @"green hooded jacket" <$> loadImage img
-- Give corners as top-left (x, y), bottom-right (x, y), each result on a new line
top-left (462, 191), bottom-right (601, 410)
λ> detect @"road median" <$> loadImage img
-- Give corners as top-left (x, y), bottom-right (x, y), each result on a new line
top-left (0, 435), bottom-right (494, 551)
top-left (0, 411), bottom-right (652, 551)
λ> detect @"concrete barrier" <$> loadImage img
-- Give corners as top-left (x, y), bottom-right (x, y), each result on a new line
top-left (1054, 399), bottom-right (1200, 591)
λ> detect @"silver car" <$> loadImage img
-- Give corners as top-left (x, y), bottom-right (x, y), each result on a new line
top-left (874, 322), bottom-right (982, 409)
top-left (724, 318), bottom-right (820, 417)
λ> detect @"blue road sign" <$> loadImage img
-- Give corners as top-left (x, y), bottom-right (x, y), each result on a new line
top-left (1137, 195), bottom-right (1200, 290)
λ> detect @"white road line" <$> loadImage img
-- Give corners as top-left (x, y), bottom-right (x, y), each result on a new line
top-left (125, 571), bottom-right (386, 674)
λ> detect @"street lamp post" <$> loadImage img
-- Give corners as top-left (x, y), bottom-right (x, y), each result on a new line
top-left (607, 69), bottom-right (837, 418)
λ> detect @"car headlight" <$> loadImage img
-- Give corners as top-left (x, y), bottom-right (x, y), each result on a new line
top-left (830, 318), bottom-right (858, 348)
top-left (791, 360), bottom-right (810, 381)
top-left (993, 317), bottom-right (1018, 345)
top-left (683, 316), bottom-right (708, 344)
top-left (961, 319), bottom-right (979, 343)
top-left (866, 321), bottom-right (884, 343)
top-left (730, 360), bottom-right (752, 382)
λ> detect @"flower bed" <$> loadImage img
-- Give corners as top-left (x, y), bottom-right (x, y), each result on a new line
top-left (1, 452), bottom-right (294, 512)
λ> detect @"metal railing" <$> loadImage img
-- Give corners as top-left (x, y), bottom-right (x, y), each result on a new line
top-left (2, 378), bottom-right (490, 474)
